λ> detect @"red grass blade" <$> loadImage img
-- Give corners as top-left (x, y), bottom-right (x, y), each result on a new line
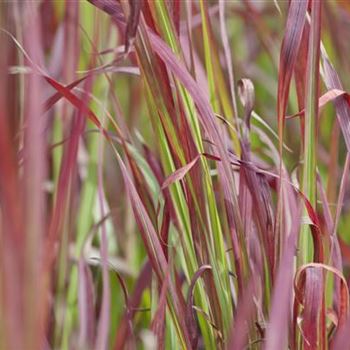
top-left (304, 268), bottom-right (325, 349)
top-left (332, 316), bottom-right (350, 350)
top-left (161, 154), bottom-right (200, 190)
top-left (264, 189), bottom-right (300, 350)
top-left (294, 22), bottom-right (309, 137)
top-left (43, 66), bottom-right (139, 114)
top-left (294, 264), bottom-right (349, 348)
top-left (125, 0), bottom-right (142, 54)
top-left (287, 88), bottom-right (349, 119)
top-left (116, 153), bottom-right (192, 348)
top-left (87, 0), bottom-right (125, 26)
top-left (151, 268), bottom-right (170, 350)
top-left (321, 54), bottom-right (350, 152)
top-left (227, 278), bottom-right (257, 350)
top-left (43, 76), bottom-right (86, 113)
top-left (186, 265), bottom-right (212, 349)
top-left (44, 76), bottom-right (103, 131)
top-left (277, 0), bottom-right (308, 151)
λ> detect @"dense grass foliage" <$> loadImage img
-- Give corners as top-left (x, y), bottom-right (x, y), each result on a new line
top-left (1, 1), bottom-right (350, 349)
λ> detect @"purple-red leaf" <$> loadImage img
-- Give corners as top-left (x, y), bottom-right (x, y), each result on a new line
top-left (87, 0), bottom-right (125, 26)
top-left (186, 265), bottom-right (212, 349)
top-left (44, 76), bottom-right (104, 132)
top-left (151, 269), bottom-right (170, 350)
top-left (161, 155), bottom-right (200, 190)
top-left (322, 54), bottom-right (350, 152)
top-left (287, 89), bottom-right (349, 119)
top-left (277, 0), bottom-right (308, 150)
top-left (125, 0), bottom-right (142, 54)
top-left (294, 264), bottom-right (349, 349)
top-left (116, 153), bottom-right (192, 348)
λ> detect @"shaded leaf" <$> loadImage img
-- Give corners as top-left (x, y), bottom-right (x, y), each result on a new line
top-left (125, 0), bottom-right (142, 54)
top-left (186, 265), bottom-right (212, 349)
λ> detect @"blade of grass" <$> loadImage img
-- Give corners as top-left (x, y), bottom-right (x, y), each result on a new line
top-left (300, 0), bottom-right (322, 264)
top-left (276, 0), bottom-right (308, 271)
top-left (277, 0), bottom-right (308, 150)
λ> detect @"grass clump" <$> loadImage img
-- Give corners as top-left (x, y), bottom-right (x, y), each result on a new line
top-left (1, 1), bottom-right (350, 349)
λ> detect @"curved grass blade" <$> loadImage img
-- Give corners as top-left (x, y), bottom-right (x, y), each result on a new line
top-left (186, 265), bottom-right (212, 349)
